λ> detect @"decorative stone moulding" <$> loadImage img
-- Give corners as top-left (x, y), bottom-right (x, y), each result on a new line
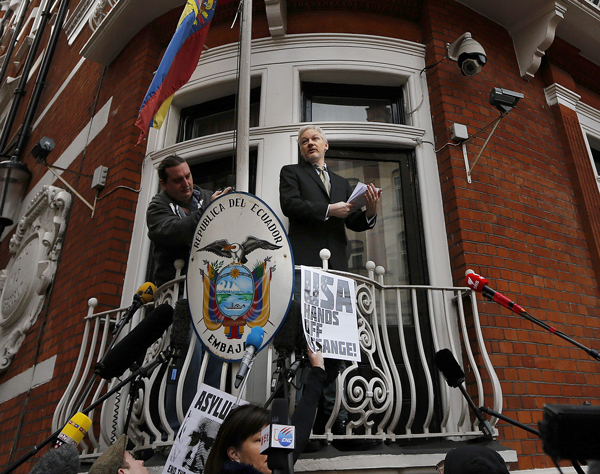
top-left (0, 185), bottom-right (71, 373)
top-left (510, 0), bottom-right (567, 79)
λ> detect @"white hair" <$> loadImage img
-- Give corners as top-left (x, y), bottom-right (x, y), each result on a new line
top-left (297, 125), bottom-right (327, 143)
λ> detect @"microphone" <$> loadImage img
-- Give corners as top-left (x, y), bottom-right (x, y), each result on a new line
top-left (53, 412), bottom-right (92, 449)
top-left (433, 348), bottom-right (465, 388)
top-left (167, 299), bottom-right (191, 384)
top-left (29, 444), bottom-right (80, 474)
top-left (465, 270), bottom-right (524, 315)
top-left (264, 398), bottom-right (294, 474)
top-left (235, 327), bottom-right (265, 389)
top-left (96, 303), bottom-right (173, 379)
top-left (434, 349), bottom-right (494, 439)
top-left (273, 300), bottom-right (304, 357)
top-left (113, 282), bottom-right (157, 335)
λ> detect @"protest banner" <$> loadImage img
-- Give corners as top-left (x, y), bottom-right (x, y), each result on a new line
top-left (163, 384), bottom-right (245, 474)
top-left (300, 266), bottom-right (361, 362)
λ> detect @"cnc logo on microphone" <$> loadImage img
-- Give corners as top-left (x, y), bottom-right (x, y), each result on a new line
top-left (274, 426), bottom-right (294, 447)
top-left (261, 424), bottom-right (295, 452)
top-left (188, 192), bottom-right (295, 361)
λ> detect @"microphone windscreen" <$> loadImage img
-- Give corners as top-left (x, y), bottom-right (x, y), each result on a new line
top-left (29, 444), bottom-right (80, 474)
top-left (171, 299), bottom-right (191, 349)
top-left (271, 397), bottom-right (290, 424)
top-left (267, 398), bottom-right (290, 471)
top-left (246, 326), bottom-right (265, 350)
top-left (97, 303), bottom-right (173, 379)
top-left (465, 269), bottom-right (487, 293)
top-left (136, 282), bottom-right (157, 304)
top-left (434, 349), bottom-right (466, 388)
top-left (273, 300), bottom-right (304, 355)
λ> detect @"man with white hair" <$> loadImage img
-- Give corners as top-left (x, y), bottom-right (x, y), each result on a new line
top-left (279, 125), bottom-right (381, 271)
top-left (279, 125), bottom-right (381, 447)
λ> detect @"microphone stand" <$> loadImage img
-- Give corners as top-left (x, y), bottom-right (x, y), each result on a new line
top-left (516, 308), bottom-right (600, 362)
top-left (264, 354), bottom-right (305, 410)
top-left (479, 406), bottom-right (585, 474)
top-left (1, 349), bottom-right (173, 474)
top-left (479, 291), bottom-right (600, 362)
top-left (455, 383), bottom-right (494, 440)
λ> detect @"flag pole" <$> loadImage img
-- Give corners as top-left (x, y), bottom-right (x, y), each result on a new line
top-left (235, 0), bottom-right (252, 192)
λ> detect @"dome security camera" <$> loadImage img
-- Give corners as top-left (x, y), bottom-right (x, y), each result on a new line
top-left (447, 32), bottom-right (487, 76)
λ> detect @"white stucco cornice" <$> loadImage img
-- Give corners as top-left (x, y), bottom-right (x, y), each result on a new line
top-left (578, 100), bottom-right (600, 126)
top-left (544, 82), bottom-right (581, 110)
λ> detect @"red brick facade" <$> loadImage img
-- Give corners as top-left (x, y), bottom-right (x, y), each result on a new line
top-left (1, 0), bottom-right (599, 471)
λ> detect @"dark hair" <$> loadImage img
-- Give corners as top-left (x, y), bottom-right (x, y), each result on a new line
top-left (158, 155), bottom-right (186, 183)
top-left (204, 404), bottom-right (270, 474)
top-left (444, 446), bottom-right (509, 474)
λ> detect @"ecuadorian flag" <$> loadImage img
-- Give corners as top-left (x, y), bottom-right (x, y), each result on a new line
top-left (135, 0), bottom-right (217, 143)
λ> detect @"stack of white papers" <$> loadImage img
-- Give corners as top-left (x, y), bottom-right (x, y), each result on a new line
top-left (347, 182), bottom-right (381, 207)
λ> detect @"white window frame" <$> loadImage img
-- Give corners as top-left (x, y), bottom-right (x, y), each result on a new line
top-left (579, 101), bottom-right (600, 190)
top-left (123, 33), bottom-right (453, 306)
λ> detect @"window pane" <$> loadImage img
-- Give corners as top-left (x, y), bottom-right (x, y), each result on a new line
top-left (178, 88), bottom-right (260, 142)
top-left (591, 146), bottom-right (600, 175)
top-left (312, 97), bottom-right (394, 123)
top-left (303, 82), bottom-right (404, 124)
top-left (326, 157), bottom-right (409, 283)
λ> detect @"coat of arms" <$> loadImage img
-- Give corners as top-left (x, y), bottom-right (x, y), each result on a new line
top-left (198, 236), bottom-right (281, 339)
top-left (187, 192), bottom-right (294, 361)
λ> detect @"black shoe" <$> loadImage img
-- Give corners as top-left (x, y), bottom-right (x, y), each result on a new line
top-left (303, 439), bottom-right (323, 453)
top-left (332, 420), bottom-right (347, 435)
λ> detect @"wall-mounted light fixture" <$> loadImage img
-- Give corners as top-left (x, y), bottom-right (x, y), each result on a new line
top-left (0, 160), bottom-right (32, 235)
top-left (447, 32), bottom-right (487, 76)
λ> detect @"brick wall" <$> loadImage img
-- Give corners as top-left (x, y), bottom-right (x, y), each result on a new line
top-left (423, 0), bottom-right (600, 469)
top-left (1, 0), bottom-right (599, 471)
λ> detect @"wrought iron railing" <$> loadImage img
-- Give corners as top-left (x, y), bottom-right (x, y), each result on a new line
top-left (53, 259), bottom-right (502, 459)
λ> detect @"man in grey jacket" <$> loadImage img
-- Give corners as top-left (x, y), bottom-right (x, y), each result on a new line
top-left (146, 155), bottom-right (230, 287)
top-left (146, 155), bottom-right (231, 424)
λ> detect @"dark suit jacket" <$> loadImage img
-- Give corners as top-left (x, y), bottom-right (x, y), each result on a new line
top-left (279, 161), bottom-right (376, 271)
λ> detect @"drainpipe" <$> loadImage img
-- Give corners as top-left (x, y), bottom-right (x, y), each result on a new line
top-left (11, 0), bottom-right (70, 160)
top-left (0, 0), bottom-right (32, 88)
top-left (0, 8), bottom-right (15, 43)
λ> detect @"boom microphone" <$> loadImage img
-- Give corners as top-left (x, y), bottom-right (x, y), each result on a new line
top-left (433, 348), bottom-right (465, 388)
top-left (235, 327), bottom-right (265, 389)
top-left (96, 303), bottom-right (173, 379)
top-left (464, 270), bottom-right (524, 315)
top-left (53, 412), bottom-right (91, 449)
top-left (273, 300), bottom-right (304, 356)
top-left (434, 349), bottom-right (493, 439)
top-left (167, 299), bottom-right (191, 384)
top-left (113, 282), bottom-right (157, 335)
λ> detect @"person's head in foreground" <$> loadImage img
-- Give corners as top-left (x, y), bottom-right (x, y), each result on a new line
top-left (89, 434), bottom-right (148, 474)
top-left (204, 404), bottom-right (272, 474)
top-left (442, 445), bottom-right (510, 474)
